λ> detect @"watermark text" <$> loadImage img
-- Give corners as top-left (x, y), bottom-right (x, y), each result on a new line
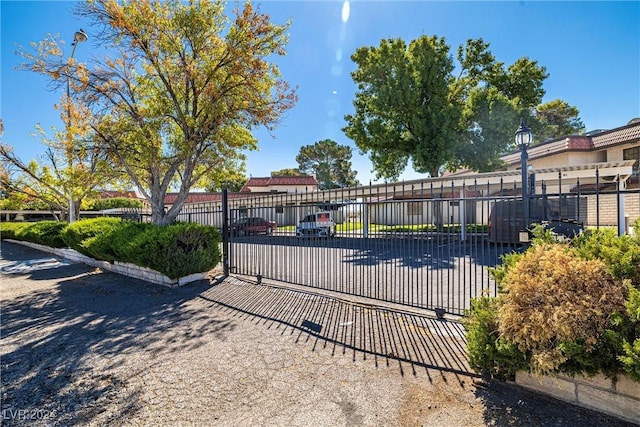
top-left (2, 408), bottom-right (55, 421)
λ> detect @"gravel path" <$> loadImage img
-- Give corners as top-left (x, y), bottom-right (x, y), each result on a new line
top-left (1, 240), bottom-right (634, 426)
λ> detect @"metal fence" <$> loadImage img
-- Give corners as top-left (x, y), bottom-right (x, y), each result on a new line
top-left (4, 166), bottom-right (637, 316)
top-left (175, 167), bottom-right (638, 317)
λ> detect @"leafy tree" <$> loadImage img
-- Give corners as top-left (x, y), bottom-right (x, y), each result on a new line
top-left (453, 87), bottom-right (519, 172)
top-left (271, 168), bottom-right (303, 176)
top-left (486, 57), bottom-right (549, 107)
top-left (295, 139), bottom-right (358, 189)
top-left (0, 95), bottom-right (116, 220)
top-left (532, 99), bottom-right (586, 143)
top-left (20, 0), bottom-right (296, 225)
top-left (344, 36), bottom-right (459, 179)
top-left (205, 169), bottom-right (248, 192)
top-left (344, 36), bottom-right (564, 179)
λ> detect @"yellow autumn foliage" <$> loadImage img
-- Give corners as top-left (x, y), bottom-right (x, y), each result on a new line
top-left (498, 243), bottom-right (628, 373)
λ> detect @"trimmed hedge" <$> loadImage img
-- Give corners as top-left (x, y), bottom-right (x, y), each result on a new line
top-left (127, 222), bottom-right (221, 279)
top-left (2, 218), bottom-right (222, 280)
top-left (61, 217), bottom-right (123, 253)
top-left (0, 222), bottom-right (32, 240)
top-left (86, 221), bottom-right (154, 263)
top-left (1, 221), bottom-right (67, 248)
top-left (81, 221), bottom-right (221, 279)
top-left (17, 221), bottom-right (68, 248)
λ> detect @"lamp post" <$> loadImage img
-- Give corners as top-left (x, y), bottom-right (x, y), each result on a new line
top-left (66, 29), bottom-right (87, 223)
top-left (515, 117), bottom-right (533, 232)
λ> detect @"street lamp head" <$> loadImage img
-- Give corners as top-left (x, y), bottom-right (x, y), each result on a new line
top-left (515, 117), bottom-right (533, 149)
top-left (73, 29), bottom-right (88, 45)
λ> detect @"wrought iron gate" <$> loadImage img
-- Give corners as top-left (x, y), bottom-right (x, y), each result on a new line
top-left (176, 167), bottom-right (639, 317)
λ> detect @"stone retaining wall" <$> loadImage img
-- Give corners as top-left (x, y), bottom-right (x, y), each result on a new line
top-left (515, 371), bottom-right (640, 425)
top-left (6, 239), bottom-right (210, 287)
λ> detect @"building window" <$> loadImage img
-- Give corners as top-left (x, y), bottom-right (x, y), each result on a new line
top-left (408, 201), bottom-right (423, 216)
top-left (275, 205), bottom-right (284, 214)
top-left (624, 147), bottom-right (640, 177)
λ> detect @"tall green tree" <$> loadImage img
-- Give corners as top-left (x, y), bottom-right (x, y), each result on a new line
top-left (344, 36), bottom-right (459, 179)
top-left (532, 99), bottom-right (586, 143)
top-left (344, 36), bottom-right (562, 179)
top-left (271, 168), bottom-right (302, 176)
top-left (20, 0), bottom-right (296, 225)
top-left (295, 139), bottom-right (358, 190)
top-left (453, 87), bottom-right (520, 172)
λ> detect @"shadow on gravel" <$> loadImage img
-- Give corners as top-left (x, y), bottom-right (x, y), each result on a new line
top-left (198, 277), bottom-right (636, 427)
top-left (1, 242), bottom-right (232, 426)
top-left (198, 276), bottom-right (473, 381)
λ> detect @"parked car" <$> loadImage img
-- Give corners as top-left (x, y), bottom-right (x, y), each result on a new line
top-left (296, 211), bottom-right (336, 238)
top-left (230, 217), bottom-right (277, 236)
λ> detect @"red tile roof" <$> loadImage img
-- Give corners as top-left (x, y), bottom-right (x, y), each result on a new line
top-left (591, 123), bottom-right (640, 149)
top-left (502, 121), bottom-right (640, 165)
top-left (565, 135), bottom-right (593, 150)
top-left (164, 192), bottom-right (222, 205)
top-left (240, 175), bottom-right (318, 192)
top-left (163, 191), bottom-right (279, 206)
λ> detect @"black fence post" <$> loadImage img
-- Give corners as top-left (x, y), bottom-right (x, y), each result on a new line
top-left (222, 188), bottom-right (230, 276)
top-left (596, 168), bottom-right (600, 229)
top-left (616, 175), bottom-right (624, 236)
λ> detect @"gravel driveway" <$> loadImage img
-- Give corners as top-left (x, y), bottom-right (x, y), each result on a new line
top-left (1, 240), bottom-right (634, 426)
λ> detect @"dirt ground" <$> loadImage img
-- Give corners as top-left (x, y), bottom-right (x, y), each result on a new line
top-left (1, 240), bottom-right (636, 426)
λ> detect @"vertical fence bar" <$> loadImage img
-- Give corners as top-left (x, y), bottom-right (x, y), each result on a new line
top-left (221, 189), bottom-right (229, 276)
top-left (576, 178), bottom-right (581, 223)
top-left (596, 168), bottom-right (600, 229)
top-left (617, 175), bottom-right (624, 236)
top-left (450, 181), bottom-right (456, 312)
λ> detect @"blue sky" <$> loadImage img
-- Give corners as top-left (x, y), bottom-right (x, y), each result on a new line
top-left (1, 1), bottom-right (639, 185)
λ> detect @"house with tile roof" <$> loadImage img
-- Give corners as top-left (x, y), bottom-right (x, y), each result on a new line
top-left (240, 175), bottom-right (318, 193)
top-left (500, 118), bottom-right (640, 186)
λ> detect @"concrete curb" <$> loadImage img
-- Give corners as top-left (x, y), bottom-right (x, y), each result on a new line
top-left (515, 371), bottom-right (640, 425)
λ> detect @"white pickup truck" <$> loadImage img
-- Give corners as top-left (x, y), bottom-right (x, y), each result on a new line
top-left (296, 211), bottom-right (337, 238)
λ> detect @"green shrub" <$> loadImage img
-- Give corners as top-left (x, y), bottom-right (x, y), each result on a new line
top-left (488, 250), bottom-right (523, 289)
top-left (80, 220), bottom-right (222, 278)
top-left (0, 222), bottom-right (31, 240)
top-left (466, 225), bottom-right (640, 382)
top-left (620, 338), bottom-right (640, 382)
top-left (573, 228), bottom-right (640, 287)
top-left (8, 217), bottom-right (220, 280)
top-left (128, 222), bottom-right (221, 279)
top-left (61, 217), bottom-right (122, 255)
top-left (83, 221), bottom-right (154, 263)
top-left (463, 295), bottom-right (528, 380)
top-left (619, 285), bottom-right (640, 381)
top-left (17, 221), bottom-right (68, 248)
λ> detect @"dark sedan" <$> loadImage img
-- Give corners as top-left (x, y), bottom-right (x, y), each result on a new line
top-left (230, 217), bottom-right (277, 236)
